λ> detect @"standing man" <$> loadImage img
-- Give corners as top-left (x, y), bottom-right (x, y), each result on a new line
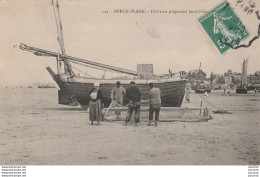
top-left (148, 82), bottom-right (161, 126)
top-left (111, 81), bottom-right (126, 119)
top-left (125, 81), bottom-right (141, 125)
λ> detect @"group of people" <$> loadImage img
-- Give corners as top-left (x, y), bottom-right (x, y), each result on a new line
top-left (88, 81), bottom-right (162, 126)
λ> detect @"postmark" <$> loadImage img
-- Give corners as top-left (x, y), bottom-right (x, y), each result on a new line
top-left (198, 1), bottom-right (250, 55)
top-left (235, 0), bottom-right (256, 15)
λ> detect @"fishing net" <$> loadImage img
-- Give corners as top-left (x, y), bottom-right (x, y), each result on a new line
top-left (103, 107), bottom-right (212, 122)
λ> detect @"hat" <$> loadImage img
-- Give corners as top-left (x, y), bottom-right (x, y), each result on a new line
top-left (94, 82), bottom-right (99, 87)
top-left (130, 81), bottom-right (135, 84)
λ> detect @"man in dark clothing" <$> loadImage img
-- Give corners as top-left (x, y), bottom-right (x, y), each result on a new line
top-left (125, 81), bottom-right (141, 125)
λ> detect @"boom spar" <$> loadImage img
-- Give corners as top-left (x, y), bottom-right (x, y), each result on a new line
top-left (19, 43), bottom-right (138, 76)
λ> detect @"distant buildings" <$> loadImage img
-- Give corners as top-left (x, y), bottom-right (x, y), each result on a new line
top-left (210, 69), bottom-right (260, 89)
top-left (180, 68), bottom-right (260, 90)
top-left (248, 70), bottom-right (260, 84)
top-left (210, 73), bottom-right (225, 89)
top-left (224, 69), bottom-right (260, 85)
top-left (188, 69), bottom-right (207, 81)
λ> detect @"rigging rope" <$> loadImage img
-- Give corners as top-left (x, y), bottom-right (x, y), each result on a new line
top-left (198, 94), bottom-right (260, 112)
top-left (198, 94), bottom-right (222, 110)
top-left (69, 60), bottom-right (129, 74)
top-left (71, 65), bottom-right (96, 78)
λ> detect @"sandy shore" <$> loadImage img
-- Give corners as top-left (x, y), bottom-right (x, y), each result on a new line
top-left (0, 88), bottom-right (259, 165)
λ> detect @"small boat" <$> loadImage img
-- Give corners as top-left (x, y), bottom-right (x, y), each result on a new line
top-left (38, 83), bottom-right (56, 88)
top-left (236, 88), bottom-right (248, 94)
top-left (38, 86), bottom-right (55, 88)
top-left (194, 84), bottom-right (211, 94)
top-left (192, 63), bottom-right (211, 94)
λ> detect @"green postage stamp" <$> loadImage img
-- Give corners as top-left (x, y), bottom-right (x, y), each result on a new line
top-left (198, 1), bottom-right (250, 55)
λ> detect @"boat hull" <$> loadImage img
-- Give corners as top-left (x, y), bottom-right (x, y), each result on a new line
top-left (50, 72), bottom-right (186, 108)
top-left (194, 89), bottom-right (211, 94)
top-left (236, 88), bottom-right (248, 94)
top-left (68, 81), bottom-right (186, 107)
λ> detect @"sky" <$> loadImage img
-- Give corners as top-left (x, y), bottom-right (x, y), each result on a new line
top-left (0, 0), bottom-right (259, 86)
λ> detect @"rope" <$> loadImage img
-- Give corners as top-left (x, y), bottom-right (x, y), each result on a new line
top-left (71, 66), bottom-right (87, 75)
top-left (70, 60), bottom-right (128, 74)
top-left (198, 94), bottom-right (260, 112)
top-left (70, 65), bottom-right (96, 78)
top-left (70, 60), bottom-right (107, 71)
top-left (198, 94), bottom-right (223, 110)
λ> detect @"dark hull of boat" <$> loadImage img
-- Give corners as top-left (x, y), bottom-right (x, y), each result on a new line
top-left (49, 71), bottom-right (186, 108)
top-left (194, 89), bottom-right (211, 94)
top-left (68, 81), bottom-right (186, 107)
top-left (236, 88), bottom-right (248, 94)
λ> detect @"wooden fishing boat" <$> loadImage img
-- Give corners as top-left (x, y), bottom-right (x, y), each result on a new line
top-left (20, 43), bottom-right (186, 108)
top-left (19, 0), bottom-right (186, 109)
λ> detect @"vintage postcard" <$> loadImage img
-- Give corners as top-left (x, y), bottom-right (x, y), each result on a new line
top-left (0, 0), bottom-right (259, 173)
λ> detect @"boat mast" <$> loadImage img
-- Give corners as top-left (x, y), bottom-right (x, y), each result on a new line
top-left (51, 0), bottom-right (74, 76)
top-left (241, 58), bottom-right (249, 87)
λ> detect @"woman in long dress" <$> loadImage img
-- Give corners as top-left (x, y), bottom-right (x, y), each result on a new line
top-left (88, 82), bottom-right (103, 125)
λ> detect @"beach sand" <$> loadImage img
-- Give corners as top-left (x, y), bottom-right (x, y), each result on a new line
top-left (0, 88), bottom-right (259, 165)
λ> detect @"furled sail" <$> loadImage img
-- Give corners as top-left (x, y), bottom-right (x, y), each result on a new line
top-left (241, 58), bottom-right (248, 86)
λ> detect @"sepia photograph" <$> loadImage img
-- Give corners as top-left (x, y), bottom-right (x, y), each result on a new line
top-left (0, 0), bottom-right (259, 172)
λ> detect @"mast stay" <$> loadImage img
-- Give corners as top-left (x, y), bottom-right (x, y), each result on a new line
top-left (51, 0), bottom-right (74, 76)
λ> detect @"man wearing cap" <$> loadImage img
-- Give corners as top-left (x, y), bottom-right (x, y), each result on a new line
top-left (111, 81), bottom-right (126, 119)
top-left (148, 82), bottom-right (161, 126)
top-left (125, 81), bottom-right (141, 125)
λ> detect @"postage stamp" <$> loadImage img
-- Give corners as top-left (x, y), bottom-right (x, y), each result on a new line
top-left (198, 1), bottom-right (250, 55)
